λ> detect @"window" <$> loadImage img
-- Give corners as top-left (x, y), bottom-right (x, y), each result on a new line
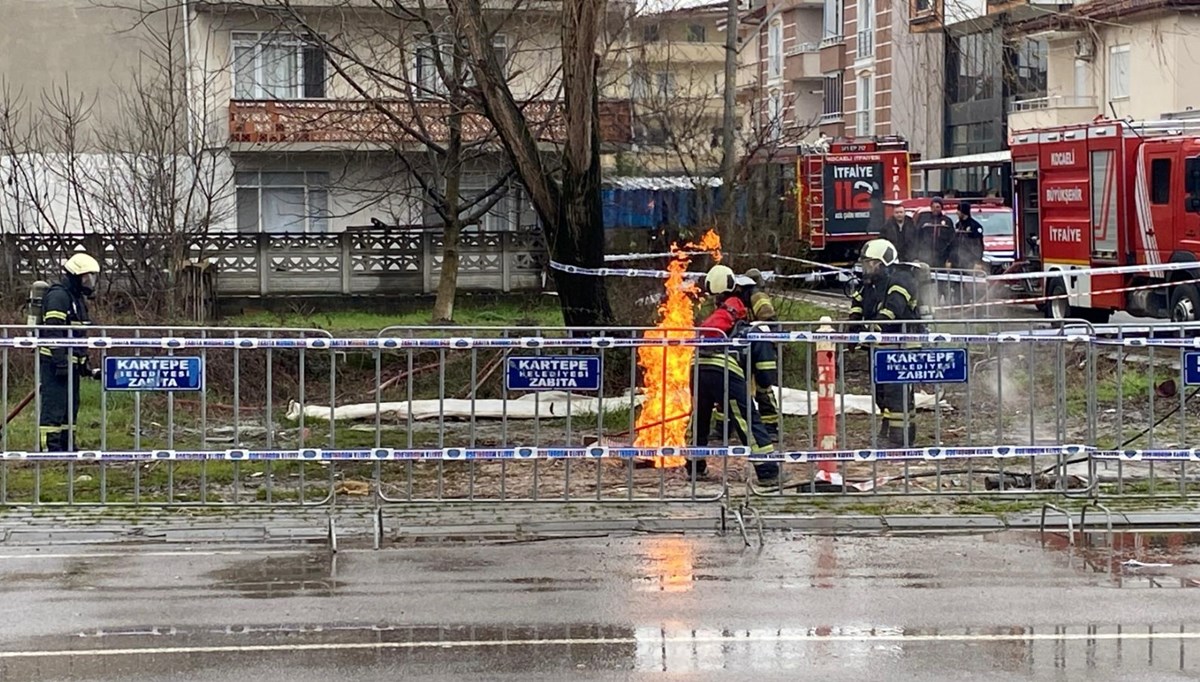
top-left (631, 67), bottom-right (650, 100)
top-left (490, 34), bottom-right (509, 73)
top-left (822, 73), bottom-right (844, 118)
top-left (767, 20), bottom-right (783, 80)
top-left (655, 71), bottom-right (676, 98)
top-left (857, 0), bottom-right (875, 58)
top-left (912, 0), bottom-right (932, 15)
top-left (948, 31), bottom-right (998, 104)
top-left (642, 24), bottom-right (660, 43)
top-left (767, 90), bottom-right (783, 142)
top-left (1006, 37), bottom-right (1047, 100)
top-left (1109, 44), bottom-right (1130, 100)
top-left (236, 171), bottom-right (330, 234)
top-left (414, 34), bottom-right (453, 96)
top-left (232, 32), bottom-right (327, 100)
top-left (686, 24), bottom-right (706, 43)
top-left (1151, 158), bottom-right (1172, 205)
top-left (855, 74), bottom-right (874, 136)
top-left (823, 0), bottom-right (844, 42)
top-left (1074, 59), bottom-right (1091, 98)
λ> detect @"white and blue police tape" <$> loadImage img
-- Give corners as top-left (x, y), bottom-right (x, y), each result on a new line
top-left (748, 444), bottom-right (1088, 463)
top-left (2, 330), bottom-right (1108, 350)
top-left (0, 446), bottom-right (751, 462)
top-left (1092, 449), bottom-right (1200, 462)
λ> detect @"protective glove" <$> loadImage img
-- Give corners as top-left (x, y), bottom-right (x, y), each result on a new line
top-left (89, 367), bottom-right (102, 380)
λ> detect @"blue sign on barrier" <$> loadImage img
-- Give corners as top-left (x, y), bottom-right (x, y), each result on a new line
top-left (104, 356), bottom-right (204, 391)
top-left (873, 348), bottom-right (969, 384)
top-left (506, 356), bottom-right (601, 391)
top-left (1186, 352), bottom-right (1200, 386)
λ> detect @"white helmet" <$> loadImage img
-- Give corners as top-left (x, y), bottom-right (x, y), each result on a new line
top-left (703, 265), bottom-right (736, 296)
top-left (860, 239), bottom-right (898, 267)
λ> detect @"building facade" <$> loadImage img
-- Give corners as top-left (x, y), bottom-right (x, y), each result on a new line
top-left (740, 0), bottom-right (826, 152)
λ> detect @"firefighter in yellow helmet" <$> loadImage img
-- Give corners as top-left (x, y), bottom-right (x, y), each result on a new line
top-left (690, 265), bottom-right (783, 486)
top-left (38, 253), bottom-right (101, 451)
top-left (849, 239), bottom-right (923, 448)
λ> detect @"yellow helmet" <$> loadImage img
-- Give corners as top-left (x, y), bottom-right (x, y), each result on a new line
top-left (703, 264), bottom-right (735, 296)
top-left (63, 253), bottom-right (101, 276)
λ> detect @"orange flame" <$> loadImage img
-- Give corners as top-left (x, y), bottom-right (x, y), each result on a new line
top-left (634, 229), bottom-right (721, 468)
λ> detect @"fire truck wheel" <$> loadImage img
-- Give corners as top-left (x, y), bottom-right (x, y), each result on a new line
top-left (1045, 278), bottom-right (1071, 320)
top-left (1169, 283), bottom-right (1200, 323)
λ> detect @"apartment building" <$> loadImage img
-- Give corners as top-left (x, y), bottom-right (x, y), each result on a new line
top-left (1, 0), bottom-right (634, 235)
top-left (820, 0), bottom-right (943, 159)
top-left (608, 3), bottom-right (729, 175)
top-left (1008, 0), bottom-right (1200, 131)
top-left (739, 0), bottom-right (826, 154)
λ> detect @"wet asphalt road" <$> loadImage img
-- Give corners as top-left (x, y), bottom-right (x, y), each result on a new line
top-left (2, 530), bottom-right (1200, 681)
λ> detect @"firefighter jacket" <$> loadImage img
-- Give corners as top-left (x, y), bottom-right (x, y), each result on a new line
top-left (747, 290), bottom-right (776, 322)
top-left (848, 269), bottom-right (922, 333)
top-left (749, 334), bottom-right (778, 389)
top-left (914, 213), bottom-right (956, 266)
top-left (698, 296), bottom-right (751, 379)
top-left (39, 280), bottom-right (92, 372)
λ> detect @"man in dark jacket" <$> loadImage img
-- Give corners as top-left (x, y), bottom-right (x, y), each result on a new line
top-left (39, 253), bottom-right (102, 452)
top-left (914, 196), bottom-right (955, 268)
top-left (848, 239), bottom-right (923, 448)
top-left (879, 202), bottom-right (917, 262)
top-left (950, 202), bottom-right (985, 304)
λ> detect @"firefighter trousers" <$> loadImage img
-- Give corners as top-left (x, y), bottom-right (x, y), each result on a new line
top-left (691, 367), bottom-right (779, 481)
top-left (710, 388), bottom-right (780, 442)
top-left (874, 381), bottom-right (915, 447)
top-left (38, 358), bottom-right (82, 452)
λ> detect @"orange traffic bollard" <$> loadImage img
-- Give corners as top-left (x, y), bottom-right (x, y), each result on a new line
top-left (814, 316), bottom-right (842, 485)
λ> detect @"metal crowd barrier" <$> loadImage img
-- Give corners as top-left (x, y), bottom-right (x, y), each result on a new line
top-left (0, 320), bottom-right (1196, 509)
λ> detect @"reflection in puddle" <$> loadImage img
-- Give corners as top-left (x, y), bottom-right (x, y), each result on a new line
top-left (638, 536), bottom-right (694, 593)
top-left (1032, 530), bottom-right (1200, 588)
top-left (207, 552), bottom-right (341, 599)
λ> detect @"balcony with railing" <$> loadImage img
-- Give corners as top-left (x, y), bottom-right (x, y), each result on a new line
top-left (1007, 95), bottom-right (1098, 131)
top-left (784, 44), bottom-right (822, 81)
top-left (228, 99), bottom-right (634, 148)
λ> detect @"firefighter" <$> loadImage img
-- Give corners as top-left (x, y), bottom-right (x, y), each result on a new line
top-left (38, 253), bottom-right (101, 452)
top-left (689, 265), bottom-right (782, 485)
top-left (950, 201), bottom-right (985, 304)
top-left (741, 268), bottom-right (778, 323)
top-left (848, 239), bottom-right (922, 448)
top-left (879, 202), bottom-right (917, 263)
top-left (740, 269), bottom-right (781, 441)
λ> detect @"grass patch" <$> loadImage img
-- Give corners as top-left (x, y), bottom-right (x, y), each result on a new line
top-left (225, 295), bottom-right (565, 331)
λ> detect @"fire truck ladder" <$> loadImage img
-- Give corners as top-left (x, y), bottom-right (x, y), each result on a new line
top-left (1120, 119), bottom-right (1200, 137)
top-left (804, 158), bottom-right (824, 243)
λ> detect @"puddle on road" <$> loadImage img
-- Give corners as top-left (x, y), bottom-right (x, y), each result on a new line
top-left (1014, 529), bottom-right (1200, 588)
top-left (207, 552), bottom-right (342, 599)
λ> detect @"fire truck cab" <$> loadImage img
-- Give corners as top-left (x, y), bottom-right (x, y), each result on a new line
top-left (797, 136), bottom-right (912, 263)
top-left (1010, 119), bottom-right (1200, 323)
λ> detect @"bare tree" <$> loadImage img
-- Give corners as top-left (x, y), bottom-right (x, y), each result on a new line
top-left (0, 10), bottom-right (233, 320)
top-left (449, 0), bottom-right (615, 327)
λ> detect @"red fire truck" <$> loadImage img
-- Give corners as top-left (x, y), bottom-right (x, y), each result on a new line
top-left (797, 137), bottom-right (912, 262)
top-left (1009, 118), bottom-right (1200, 323)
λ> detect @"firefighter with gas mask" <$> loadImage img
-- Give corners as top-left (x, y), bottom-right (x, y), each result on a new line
top-left (848, 239), bottom-right (922, 448)
top-left (689, 265), bottom-right (782, 485)
top-left (38, 253), bottom-right (101, 452)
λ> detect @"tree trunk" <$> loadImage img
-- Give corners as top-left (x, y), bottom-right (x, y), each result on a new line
top-left (432, 218), bottom-right (461, 322)
top-left (432, 56), bottom-right (465, 323)
top-left (450, 0), bottom-right (613, 327)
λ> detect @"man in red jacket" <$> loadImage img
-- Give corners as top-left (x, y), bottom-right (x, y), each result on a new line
top-left (689, 265), bottom-right (782, 486)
